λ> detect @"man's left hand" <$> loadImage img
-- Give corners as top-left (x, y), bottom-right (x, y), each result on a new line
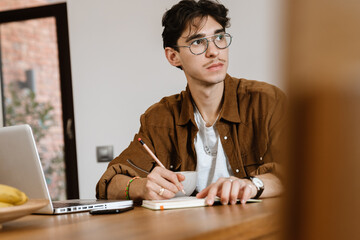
top-left (196, 177), bottom-right (257, 205)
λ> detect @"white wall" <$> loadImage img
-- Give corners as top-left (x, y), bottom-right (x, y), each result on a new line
top-left (66, 0), bottom-right (285, 198)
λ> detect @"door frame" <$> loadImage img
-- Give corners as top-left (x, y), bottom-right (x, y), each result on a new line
top-left (0, 3), bottom-right (79, 199)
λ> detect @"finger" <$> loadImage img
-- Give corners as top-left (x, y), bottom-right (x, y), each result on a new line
top-left (206, 187), bottom-right (218, 205)
top-left (155, 175), bottom-right (180, 194)
top-left (206, 180), bottom-right (223, 205)
top-left (160, 188), bottom-right (176, 199)
top-left (237, 180), bottom-right (247, 202)
top-left (145, 181), bottom-right (176, 200)
top-left (241, 185), bottom-right (253, 204)
top-left (149, 168), bottom-right (181, 193)
top-left (220, 180), bottom-right (232, 205)
top-left (145, 175), bottom-right (175, 199)
top-left (196, 186), bottom-right (210, 198)
top-left (155, 187), bottom-right (175, 200)
top-left (229, 180), bottom-right (241, 205)
top-left (145, 181), bottom-right (163, 200)
top-left (158, 169), bottom-right (185, 193)
top-left (148, 190), bottom-right (163, 200)
top-left (149, 190), bottom-right (171, 200)
top-left (176, 173), bottom-right (185, 182)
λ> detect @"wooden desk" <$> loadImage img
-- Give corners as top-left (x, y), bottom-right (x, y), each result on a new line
top-left (0, 198), bottom-right (281, 240)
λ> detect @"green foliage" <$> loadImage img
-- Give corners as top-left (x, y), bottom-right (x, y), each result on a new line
top-left (5, 82), bottom-right (54, 143)
top-left (5, 82), bottom-right (66, 200)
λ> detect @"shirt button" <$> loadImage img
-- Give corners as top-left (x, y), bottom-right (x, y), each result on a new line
top-left (235, 169), bottom-right (239, 173)
top-left (260, 157), bottom-right (263, 161)
top-left (224, 136), bottom-right (228, 140)
top-left (170, 165), bottom-right (174, 169)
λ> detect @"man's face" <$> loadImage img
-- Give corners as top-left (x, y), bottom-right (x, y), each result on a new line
top-left (175, 16), bottom-right (229, 86)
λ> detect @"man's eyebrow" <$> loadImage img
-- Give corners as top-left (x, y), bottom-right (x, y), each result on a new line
top-left (186, 33), bottom-right (205, 43)
top-left (185, 28), bottom-right (225, 43)
top-left (214, 29), bottom-right (226, 34)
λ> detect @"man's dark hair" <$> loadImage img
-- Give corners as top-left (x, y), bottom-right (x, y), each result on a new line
top-left (162, 0), bottom-right (230, 51)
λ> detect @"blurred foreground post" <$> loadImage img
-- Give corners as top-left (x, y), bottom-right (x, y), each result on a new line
top-left (285, 0), bottom-right (360, 239)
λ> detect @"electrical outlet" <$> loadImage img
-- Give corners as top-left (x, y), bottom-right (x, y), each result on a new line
top-left (96, 145), bottom-right (113, 162)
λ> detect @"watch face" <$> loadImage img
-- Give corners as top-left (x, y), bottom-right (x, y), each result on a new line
top-left (253, 177), bottom-right (264, 188)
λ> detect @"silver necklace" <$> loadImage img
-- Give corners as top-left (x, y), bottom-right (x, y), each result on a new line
top-left (193, 104), bottom-right (221, 156)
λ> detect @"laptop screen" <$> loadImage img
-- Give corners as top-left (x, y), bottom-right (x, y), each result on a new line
top-left (0, 125), bottom-right (132, 214)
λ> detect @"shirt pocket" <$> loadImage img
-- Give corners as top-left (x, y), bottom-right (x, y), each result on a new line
top-left (126, 158), bottom-right (155, 175)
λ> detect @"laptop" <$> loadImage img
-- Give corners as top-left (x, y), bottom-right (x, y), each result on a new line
top-left (0, 124), bottom-right (133, 214)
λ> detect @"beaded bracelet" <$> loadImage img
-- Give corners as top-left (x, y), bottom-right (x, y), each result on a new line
top-left (125, 176), bottom-right (140, 200)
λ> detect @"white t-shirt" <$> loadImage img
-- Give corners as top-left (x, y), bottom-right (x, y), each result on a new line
top-left (193, 106), bottom-right (234, 192)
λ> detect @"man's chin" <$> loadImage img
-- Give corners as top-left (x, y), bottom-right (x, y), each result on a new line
top-left (186, 70), bottom-right (227, 86)
top-left (205, 71), bottom-right (227, 84)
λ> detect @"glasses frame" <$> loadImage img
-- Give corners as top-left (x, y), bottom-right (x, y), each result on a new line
top-left (174, 33), bottom-right (232, 55)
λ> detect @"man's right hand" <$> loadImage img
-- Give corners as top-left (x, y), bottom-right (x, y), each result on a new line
top-left (136, 167), bottom-right (185, 200)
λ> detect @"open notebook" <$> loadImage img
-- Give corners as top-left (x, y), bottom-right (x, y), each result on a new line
top-left (0, 124), bottom-right (133, 214)
top-left (142, 196), bottom-right (262, 210)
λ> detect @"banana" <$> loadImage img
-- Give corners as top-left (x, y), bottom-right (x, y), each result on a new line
top-left (0, 201), bottom-right (14, 208)
top-left (0, 184), bottom-right (28, 207)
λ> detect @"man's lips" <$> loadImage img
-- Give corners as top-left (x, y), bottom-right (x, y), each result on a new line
top-left (206, 63), bottom-right (224, 70)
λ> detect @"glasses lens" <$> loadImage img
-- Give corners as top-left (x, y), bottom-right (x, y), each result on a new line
top-left (189, 38), bottom-right (208, 55)
top-left (214, 34), bottom-right (232, 49)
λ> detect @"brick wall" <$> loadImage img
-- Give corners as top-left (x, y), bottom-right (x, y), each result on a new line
top-left (0, 0), bottom-right (63, 11)
top-left (0, 0), bottom-right (67, 200)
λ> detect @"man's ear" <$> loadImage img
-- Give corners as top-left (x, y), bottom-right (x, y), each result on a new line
top-left (165, 47), bottom-right (182, 68)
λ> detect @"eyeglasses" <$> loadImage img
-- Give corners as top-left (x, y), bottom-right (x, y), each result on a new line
top-left (174, 33), bottom-right (232, 55)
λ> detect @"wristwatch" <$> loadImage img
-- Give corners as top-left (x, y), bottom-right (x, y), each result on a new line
top-left (248, 177), bottom-right (264, 199)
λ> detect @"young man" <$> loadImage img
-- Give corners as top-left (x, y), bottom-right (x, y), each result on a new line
top-left (96, 0), bottom-right (285, 205)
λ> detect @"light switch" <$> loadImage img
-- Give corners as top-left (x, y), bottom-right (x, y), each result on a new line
top-left (96, 145), bottom-right (113, 162)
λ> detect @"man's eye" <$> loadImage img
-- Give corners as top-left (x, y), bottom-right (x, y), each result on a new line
top-left (192, 38), bottom-right (206, 46)
top-left (216, 34), bottom-right (225, 41)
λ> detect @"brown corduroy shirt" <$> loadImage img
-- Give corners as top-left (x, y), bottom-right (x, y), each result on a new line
top-left (96, 74), bottom-right (286, 199)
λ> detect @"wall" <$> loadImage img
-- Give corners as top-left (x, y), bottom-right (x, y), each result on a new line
top-left (66, 0), bottom-right (285, 198)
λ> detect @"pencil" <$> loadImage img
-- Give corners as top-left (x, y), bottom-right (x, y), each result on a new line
top-left (138, 138), bottom-right (165, 168)
top-left (138, 138), bottom-right (186, 195)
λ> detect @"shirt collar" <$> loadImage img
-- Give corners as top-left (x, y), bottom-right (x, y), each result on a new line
top-left (220, 74), bottom-right (242, 124)
top-left (178, 84), bottom-right (196, 126)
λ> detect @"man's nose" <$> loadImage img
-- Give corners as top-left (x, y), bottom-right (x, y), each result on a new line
top-left (205, 40), bottom-right (219, 58)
